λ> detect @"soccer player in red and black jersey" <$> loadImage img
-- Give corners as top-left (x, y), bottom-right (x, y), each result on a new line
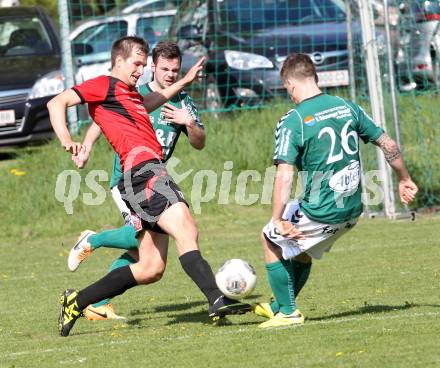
top-left (48, 36), bottom-right (251, 337)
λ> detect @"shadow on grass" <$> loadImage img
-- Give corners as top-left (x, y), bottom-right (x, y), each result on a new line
top-left (0, 143), bottom-right (46, 161)
top-left (307, 301), bottom-right (439, 321)
top-left (125, 299), bottom-right (261, 327)
top-left (128, 300), bottom-right (206, 318)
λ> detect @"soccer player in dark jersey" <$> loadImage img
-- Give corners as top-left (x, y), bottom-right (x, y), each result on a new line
top-left (253, 53), bottom-right (418, 328)
top-left (67, 41), bottom-right (206, 320)
top-left (48, 36), bottom-right (251, 337)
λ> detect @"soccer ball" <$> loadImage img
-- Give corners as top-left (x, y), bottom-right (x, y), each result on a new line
top-left (215, 259), bottom-right (257, 300)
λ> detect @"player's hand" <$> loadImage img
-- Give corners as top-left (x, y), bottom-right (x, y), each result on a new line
top-left (161, 103), bottom-right (194, 126)
top-left (72, 145), bottom-right (90, 169)
top-left (399, 178), bottom-right (418, 204)
top-left (273, 219), bottom-right (305, 240)
top-left (181, 57), bottom-right (206, 86)
top-left (62, 140), bottom-right (82, 155)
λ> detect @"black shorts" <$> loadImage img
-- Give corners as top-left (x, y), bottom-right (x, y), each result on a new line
top-left (117, 160), bottom-right (187, 233)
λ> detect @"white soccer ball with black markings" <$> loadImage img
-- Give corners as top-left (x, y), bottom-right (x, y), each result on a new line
top-left (215, 259), bottom-right (257, 300)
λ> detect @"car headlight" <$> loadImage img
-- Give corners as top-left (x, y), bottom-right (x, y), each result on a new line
top-left (29, 70), bottom-right (65, 99)
top-left (224, 50), bottom-right (274, 70)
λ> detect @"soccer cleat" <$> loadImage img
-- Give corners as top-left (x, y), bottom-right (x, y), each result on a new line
top-left (59, 289), bottom-right (82, 337)
top-left (84, 303), bottom-right (126, 321)
top-left (252, 302), bottom-right (275, 319)
top-left (258, 310), bottom-right (305, 329)
top-left (208, 295), bottom-right (252, 320)
top-left (68, 230), bottom-right (96, 271)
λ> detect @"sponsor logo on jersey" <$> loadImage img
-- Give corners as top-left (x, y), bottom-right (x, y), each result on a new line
top-left (304, 115), bottom-right (316, 126)
top-left (329, 160), bottom-right (360, 194)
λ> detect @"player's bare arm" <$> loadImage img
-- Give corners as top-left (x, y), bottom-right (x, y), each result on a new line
top-left (47, 89), bottom-right (82, 155)
top-left (374, 132), bottom-right (418, 204)
top-left (73, 123), bottom-right (102, 169)
top-left (143, 57), bottom-right (206, 112)
top-left (160, 103), bottom-right (205, 150)
top-left (272, 163), bottom-right (305, 239)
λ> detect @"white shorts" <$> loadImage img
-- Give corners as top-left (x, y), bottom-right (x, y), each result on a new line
top-left (111, 186), bottom-right (142, 232)
top-left (263, 200), bottom-right (358, 260)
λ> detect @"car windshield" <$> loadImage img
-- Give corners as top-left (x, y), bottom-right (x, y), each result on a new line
top-left (136, 14), bottom-right (174, 44)
top-left (0, 16), bottom-right (53, 57)
top-left (73, 21), bottom-right (128, 55)
top-left (217, 0), bottom-right (346, 34)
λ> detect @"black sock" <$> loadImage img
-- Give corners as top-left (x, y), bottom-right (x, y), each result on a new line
top-left (179, 250), bottom-right (223, 305)
top-left (76, 266), bottom-right (137, 310)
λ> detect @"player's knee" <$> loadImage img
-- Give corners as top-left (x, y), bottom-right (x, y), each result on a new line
top-left (135, 264), bottom-right (165, 284)
top-left (137, 270), bottom-right (164, 284)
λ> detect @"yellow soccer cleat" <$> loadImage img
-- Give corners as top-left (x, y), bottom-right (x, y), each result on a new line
top-left (84, 303), bottom-right (126, 321)
top-left (59, 289), bottom-right (82, 337)
top-left (252, 302), bottom-right (275, 319)
top-left (258, 310), bottom-right (304, 329)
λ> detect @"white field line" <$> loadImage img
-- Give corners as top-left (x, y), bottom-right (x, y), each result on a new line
top-left (3, 310), bottom-right (440, 360)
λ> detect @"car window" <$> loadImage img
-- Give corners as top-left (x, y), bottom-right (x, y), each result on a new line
top-left (216, 0), bottom-right (346, 33)
top-left (73, 21), bottom-right (128, 54)
top-left (136, 15), bottom-right (174, 45)
top-left (0, 16), bottom-right (53, 57)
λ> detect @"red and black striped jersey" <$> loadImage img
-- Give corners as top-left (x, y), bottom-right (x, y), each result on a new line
top-left (72, 75), bottom-right (163, 172)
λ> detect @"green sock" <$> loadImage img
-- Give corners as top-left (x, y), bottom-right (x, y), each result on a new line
top-left (291, 260), bottom-right (312, 297)
top-left (266, 260), bottom-right (296, 315)
top-left (270, 299), bottom-right (280, 314)
top-left (88, 225), bottom-right (138, 250)
top-left (92, 252), bottom-right (137, 308)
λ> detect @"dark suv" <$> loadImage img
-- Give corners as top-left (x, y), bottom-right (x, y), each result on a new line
top-left (0, 6), bottom-right (62, 146)
top-left (169, 0), bottom-right (361, 110)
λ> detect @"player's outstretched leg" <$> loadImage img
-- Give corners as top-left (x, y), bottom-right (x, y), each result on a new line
top-left (68, 230), bottom-right (96, 271)
top-left (58, 263), bottom-right (139, 336)
top-left (158, 203), bottom-right (252, 321)
top-left (257, 232), bottom-right (306, 328)
top-left (84, 252), bottom-right (137, 321)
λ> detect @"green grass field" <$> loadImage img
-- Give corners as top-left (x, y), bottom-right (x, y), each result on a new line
top-left (1, 209), bottom-right (440, 367)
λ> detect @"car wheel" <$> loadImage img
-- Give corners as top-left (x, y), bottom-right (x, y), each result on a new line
top-left (204, 76), bottom-right (224, 113)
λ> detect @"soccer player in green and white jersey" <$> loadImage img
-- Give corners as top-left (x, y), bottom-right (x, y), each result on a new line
top-left (69, 41), bottom-right (206, 320)
top-left (253, 53), bottom-right (418, 328)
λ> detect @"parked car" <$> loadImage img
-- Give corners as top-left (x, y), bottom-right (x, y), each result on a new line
top-left (396, 0), bottom-right (440, 90)
top-left (70, 9), bottom-right (176, 84)
top-left (0, 6), bottom-right (63, 146)
top-left (169, 0), bottom-right (363, 110)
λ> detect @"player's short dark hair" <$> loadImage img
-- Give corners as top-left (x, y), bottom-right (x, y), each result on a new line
top-left (111, 36), bottom-right (149, 67)
top-left (280, 53), bottom-right (318, 83)
top-left (152, 40), bottom-right (182, 65)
